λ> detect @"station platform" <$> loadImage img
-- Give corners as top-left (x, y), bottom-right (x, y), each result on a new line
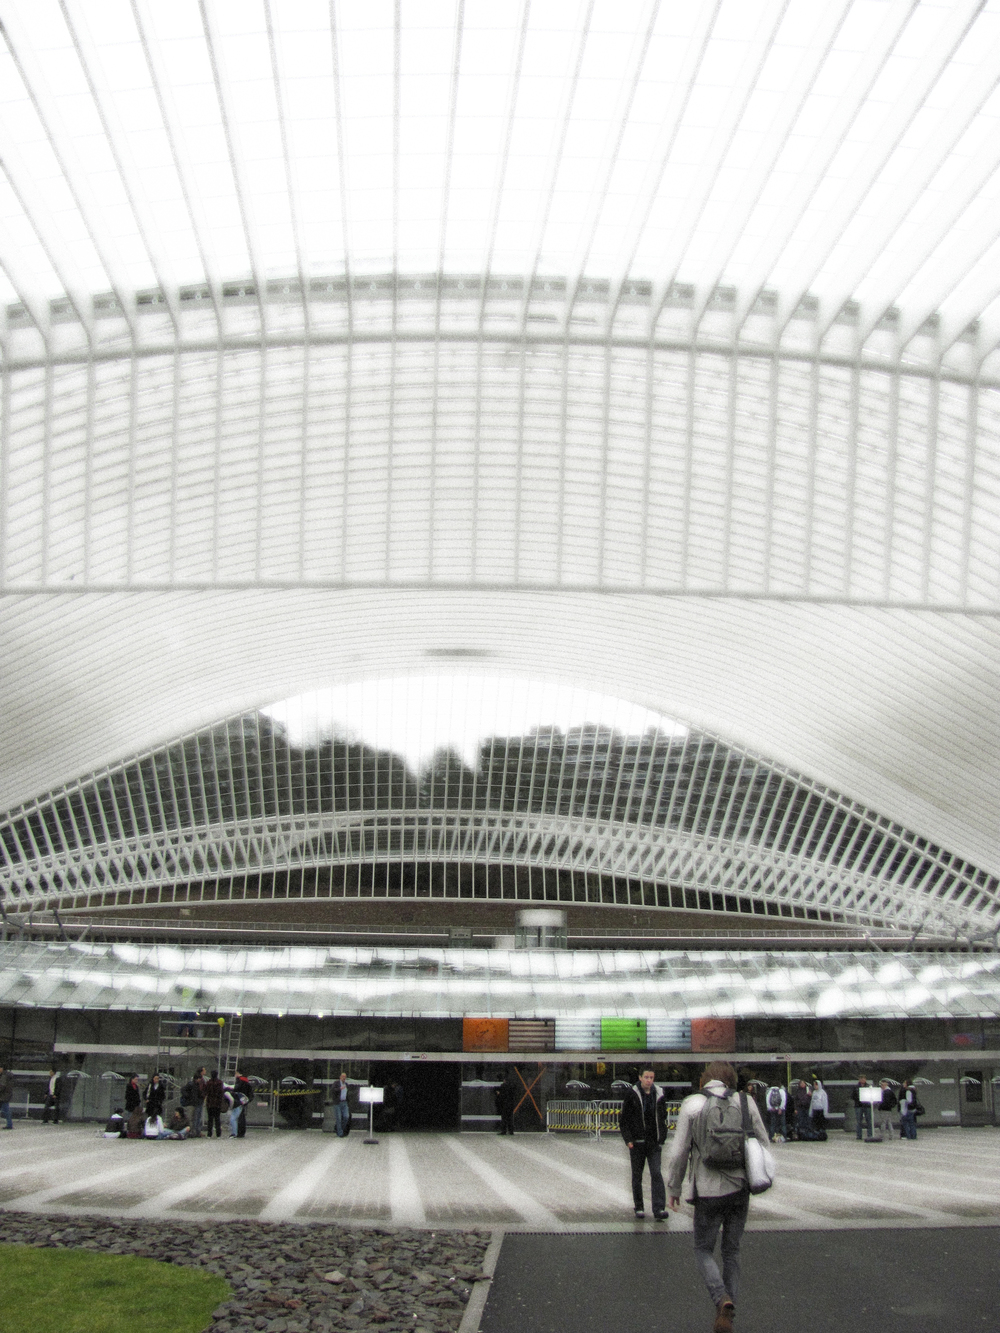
top-left (1, 1123), bottom-right (998, 1231)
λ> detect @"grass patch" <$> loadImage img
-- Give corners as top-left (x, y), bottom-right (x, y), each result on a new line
top-left (0, 1243), bottom-right (231, 1333)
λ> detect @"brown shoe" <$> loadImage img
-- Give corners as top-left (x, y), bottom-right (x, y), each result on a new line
top-left (713, 1298), bottom-right (735, 1333)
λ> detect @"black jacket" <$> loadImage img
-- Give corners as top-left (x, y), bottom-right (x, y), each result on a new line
top-left (495, 1080), bottom-right (518, 1114)
top-left (144, 1080), bottom-right (166, 1118)
top-left (619, 1083), bottom-right (668, 1147)
top-left (124, 1080), bottom-right (142, 1113)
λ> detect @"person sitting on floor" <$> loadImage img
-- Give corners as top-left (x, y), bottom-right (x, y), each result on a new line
top-left (168, 1106), bottom-right (191, 1138)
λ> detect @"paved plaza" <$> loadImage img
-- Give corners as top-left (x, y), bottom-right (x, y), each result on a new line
top-left (1, 1123), bottom-right (998, 1232)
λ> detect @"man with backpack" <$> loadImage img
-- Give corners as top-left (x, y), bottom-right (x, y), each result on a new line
top-left (666, 1061), bottom-right (770, 1333)
top-left (619, 1064), bottom-right (669, 1220)
top-left (764, 1083), bottom-right (786, 1141)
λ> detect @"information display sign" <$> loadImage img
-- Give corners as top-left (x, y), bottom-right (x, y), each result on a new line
top-left (600, 1018), bottom-right (647, 1050)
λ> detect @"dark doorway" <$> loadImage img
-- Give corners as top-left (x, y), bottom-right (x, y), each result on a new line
top-left (370, 1061), bottom-right (461, 1131)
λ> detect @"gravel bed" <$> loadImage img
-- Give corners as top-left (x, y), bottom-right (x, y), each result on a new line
top-left (0, 1211), bottom-right (491, 1333)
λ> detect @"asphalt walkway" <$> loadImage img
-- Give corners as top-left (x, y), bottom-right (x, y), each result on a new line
top-left (479, 1228), bottom-right (998, 1333)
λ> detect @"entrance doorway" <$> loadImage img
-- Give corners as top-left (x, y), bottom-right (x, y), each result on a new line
top-left (369, 1061), bottom-right (462, 1131)
top-left (958, 1068), bottom-right (994, 1125)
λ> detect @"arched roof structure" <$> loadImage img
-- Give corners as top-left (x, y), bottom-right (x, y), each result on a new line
top-left (2, 2), bottom-right (1000, 939)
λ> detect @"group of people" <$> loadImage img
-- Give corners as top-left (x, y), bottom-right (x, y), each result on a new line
top-left (763, 1076), bottom-right (920, 1143)
top-left (764, 1078), bottom-right (830, 1141)
top-left (851, 1075), bottom-right (920, 1141)
top-left (118, 1068), bottom-right (253, 1139)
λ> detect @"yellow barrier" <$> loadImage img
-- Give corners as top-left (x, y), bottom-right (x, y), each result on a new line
top-left (546, 1099), bottom-right (684, 1138)
top-left (545, 1100), bottom-right (598, 1133)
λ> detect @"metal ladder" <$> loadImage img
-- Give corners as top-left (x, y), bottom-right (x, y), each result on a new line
top-left (221, 1012), bottom-right (243, 1081)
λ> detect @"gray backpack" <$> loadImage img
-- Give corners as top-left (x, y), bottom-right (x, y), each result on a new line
top-left (693, 1090), bottom-right (746, 1168)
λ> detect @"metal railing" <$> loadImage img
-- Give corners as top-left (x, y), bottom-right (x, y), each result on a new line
top-left (546, 1098), bottom-right (683, 1138)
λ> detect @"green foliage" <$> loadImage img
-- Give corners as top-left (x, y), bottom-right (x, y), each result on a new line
top-left (0, 1243), bottom-right (230, 1333)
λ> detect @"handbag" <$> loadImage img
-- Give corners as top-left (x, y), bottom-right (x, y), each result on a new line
top-left (740, 1092), bottom-right (776, 1194)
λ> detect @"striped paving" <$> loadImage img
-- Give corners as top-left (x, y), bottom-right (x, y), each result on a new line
top-left (1, 1124), bottom-right (999, 1232)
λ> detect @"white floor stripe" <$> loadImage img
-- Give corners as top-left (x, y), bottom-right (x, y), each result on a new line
top-left (503, 1139), bottom-right (630, 1205)
top-left (0, 1146), bottom-right (112, 1182)
top-left (780, 1154), bottom-right (1000, 1207)
top-left (776, 1171), bottom-right (956, 1223)
top-left (255, 1139), bottom-right (345, 1222)
top-left (446, 1139), bottom-right (561, 1228)
top-left (128, 1142), bottom-right (279, 1219)
top-left (3, 1155), bottom-right (159, 1210)
top-left (388, 1137), bottom-right (426, 1226)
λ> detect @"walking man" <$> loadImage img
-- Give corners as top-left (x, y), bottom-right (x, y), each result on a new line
top-left (334, 1071), bottom-right (352, 1137)
top-left (667, 1061), bottom-right (770, 1333)
top-left (0, 1063), bottom-right (13, 1130)
top-left (620, 1064), bottom-right (668, 1220)
top-left (41, 1069), bottom-right (62, 1123)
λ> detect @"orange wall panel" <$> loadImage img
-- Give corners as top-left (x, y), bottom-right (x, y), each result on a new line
top-left (463, 1018), bottom-right (509, 1052)
top-left (690, 1017), bottom-right (736, 1052)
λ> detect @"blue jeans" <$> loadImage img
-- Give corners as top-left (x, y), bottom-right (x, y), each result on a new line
top-left (1, 1101), bottom-right (11, 1130)
top-left (766, 1109), bottom-right (786, 1139)
top-left (900, 1110), bottom-right (917, 1139)
top-left (693, 1188), bottom-right (750, 1306)
top-left (628, 1141), bottom-right (665, 1214)
top-left (855, 1105), bottom-right (873, 1138)
top-left (335, 1101), bottom-right (351, 1136)
top-left (228, 1106), bottom-right (241, 1136)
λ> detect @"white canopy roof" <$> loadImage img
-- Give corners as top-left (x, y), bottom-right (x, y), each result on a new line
top-left (4, 940), bottom-right (1000, 1020)
top-left (1, 2), bottom-right (999, 917)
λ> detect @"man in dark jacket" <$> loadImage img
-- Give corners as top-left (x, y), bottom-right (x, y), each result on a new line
top-left (204, 1071), bottom-right (225, 1138)
top-left (234, 1073), bottom-right (253, 1137)
top-left (792, 1080), bottom-right (811, 1138)
top-left (620, 1065), bottom-right (669, 1219)
top-left (495, 1072), bottom-right (518, 1135)
top-left (190, 1066), bottom-right (208, 1137)
top-left (124, 1074), bottom-right (142, 1113)
top-left (42, 1069), bottom-right (63, 1123)
top-left (144, 1073), bottom-right (166, 1123)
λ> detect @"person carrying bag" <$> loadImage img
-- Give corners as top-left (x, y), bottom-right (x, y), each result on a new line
top-left (666, 1062), bottom-right (773, 1333)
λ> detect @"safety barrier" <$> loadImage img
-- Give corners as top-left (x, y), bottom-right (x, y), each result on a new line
top-left (546, 1098), bottom-right (683, 1138)
top-left (545, 1100), bottom-right (600, 1134)
top-left (592, 1100), bottom-right (624, 1137)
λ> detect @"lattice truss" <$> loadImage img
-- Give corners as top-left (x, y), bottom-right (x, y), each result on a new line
top-left (3, 3), bottom-right (1000, 602)
top-left (2, 2), bottom-right (1000, 943)
top-left (1, 712), bottom-right (997, 943)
